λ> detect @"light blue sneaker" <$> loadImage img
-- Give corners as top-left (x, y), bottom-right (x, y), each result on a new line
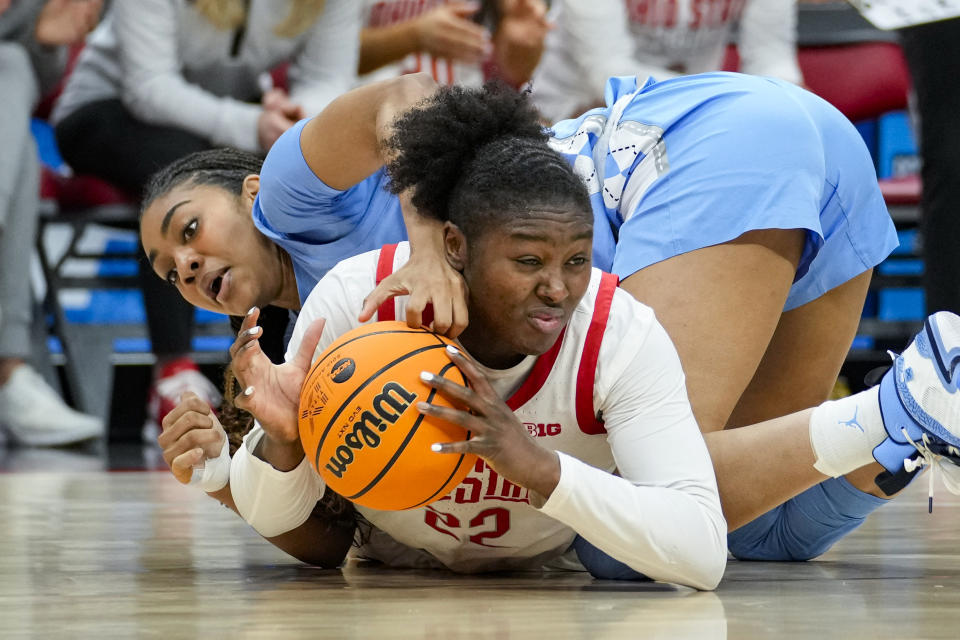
top-left (874, 312), bottom-right (960, 504)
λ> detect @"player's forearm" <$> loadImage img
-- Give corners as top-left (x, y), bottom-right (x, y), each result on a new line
top-left (254, 431), bottom-right (306, 472)
top-left (373, 72), bottom-right (438, 150)
top-left (540, 453), bottom-right (727, 590)
top-left (300, 73), bottom-right (438, 191)
top-left (265, 513), bottom-right (355, 568)
top-left (212, 480), bottom-right (352, 567)
top-left (399, 191), bottom-right (444, 257)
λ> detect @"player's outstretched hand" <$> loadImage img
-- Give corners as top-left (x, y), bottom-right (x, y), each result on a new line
top-left (359, 250), bottom-right (469, 337)
top-left (416, 345), bottom-right (561, 499)
top-left (158, 391), bottom-right (226, 484)
top-left (230, 306), bottom-right (325, 444)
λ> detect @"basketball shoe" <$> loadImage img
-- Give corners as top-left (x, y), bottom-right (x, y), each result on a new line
top-left (0, 364), bottom-right (104, 446)
top-left (142, 357), bottom-right (222, 444)
top-left (874, 312), bottom-right (960, 500)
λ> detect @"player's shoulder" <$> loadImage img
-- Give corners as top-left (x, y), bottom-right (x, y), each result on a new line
top-left (326, 242), bottom-right (408, 282)
top-left (573, 269), bottom-right (656, 336)
top-left (607, 283), bottom-right (657, 341)
top-left (302, 243), bottom-right (404, 314)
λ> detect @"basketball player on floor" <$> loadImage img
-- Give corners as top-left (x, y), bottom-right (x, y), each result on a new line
top-left (165, 110), bottom-right (731, 586)
top-left (154, 83), bottom-right (960, 580)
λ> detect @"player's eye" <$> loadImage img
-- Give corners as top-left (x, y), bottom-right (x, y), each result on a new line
top-left (516, 257), bottom-right (542, 267)
top-left (165, 268), bottom-right (179, 285)
top-left (183, 218), bottom-right (198, 240)
top-left (566, 255), bottom-right (588, 266)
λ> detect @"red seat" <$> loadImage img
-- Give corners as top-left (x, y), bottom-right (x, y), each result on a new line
top-left (797, 42), bottom-right (911, 123)
top-left (878, 174), bottom-right (922, 206)
top-left (723, 41), bottom-right (919, 207)
top-left (723, 42), bottom-right (911, 122)
top-left (40, 167), bottom-right (134, 211)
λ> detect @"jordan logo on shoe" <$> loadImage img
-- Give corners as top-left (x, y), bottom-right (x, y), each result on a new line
top-left (838, 406), bottom-right (864, 432)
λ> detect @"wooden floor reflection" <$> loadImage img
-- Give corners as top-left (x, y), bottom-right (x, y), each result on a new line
top-left (1, 464), bottom-right (958, 639)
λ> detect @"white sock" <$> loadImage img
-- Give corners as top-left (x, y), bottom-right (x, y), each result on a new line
top-left (809, 386), bottom-right (887, 477)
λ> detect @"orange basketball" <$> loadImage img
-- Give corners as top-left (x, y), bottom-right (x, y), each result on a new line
top-left (298, 321), bottom-right (477, 511)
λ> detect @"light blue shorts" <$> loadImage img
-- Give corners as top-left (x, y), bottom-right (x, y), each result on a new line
top-left (593, 74), bottom-right (899, 311)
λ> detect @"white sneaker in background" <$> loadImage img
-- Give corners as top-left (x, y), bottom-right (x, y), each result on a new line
top-left (0, 365), bottom-right (104, 446)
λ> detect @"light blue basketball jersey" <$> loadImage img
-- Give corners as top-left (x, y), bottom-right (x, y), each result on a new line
top-left (253, 119), bottom-right (408, 303)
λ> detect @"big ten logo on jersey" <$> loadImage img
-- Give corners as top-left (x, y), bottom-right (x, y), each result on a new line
top-left (627, 0), bottom-right (747, 30)
top-left (524, 422), bottom-right (561, 437)
top-left (423, 459), bottom-right (527, 546)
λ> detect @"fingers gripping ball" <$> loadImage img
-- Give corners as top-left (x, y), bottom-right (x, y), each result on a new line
top-left (298, 321), bottom-right (477, 511)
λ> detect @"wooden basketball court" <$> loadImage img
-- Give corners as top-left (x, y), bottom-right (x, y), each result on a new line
top-left (1, 447), bottom-right (957, 639)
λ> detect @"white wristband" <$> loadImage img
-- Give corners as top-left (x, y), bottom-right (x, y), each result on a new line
top-left (189, 431), bottom-right (231, 492)
top-left (229, 426), bottom-right (326, 538)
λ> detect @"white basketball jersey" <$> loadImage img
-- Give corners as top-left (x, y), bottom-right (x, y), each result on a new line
top-left (353, 244), bottom-right (620, 573)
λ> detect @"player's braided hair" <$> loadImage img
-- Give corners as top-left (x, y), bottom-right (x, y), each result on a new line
top-left (221, 312), bottom-right (358, 536)
top-left (141, 148), bottom-right (265, 217)
top-left (384, 83), bottom-right (592, 238)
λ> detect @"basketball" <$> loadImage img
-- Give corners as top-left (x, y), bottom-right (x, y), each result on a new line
top-left (298, 321), bottom-right (477, 511)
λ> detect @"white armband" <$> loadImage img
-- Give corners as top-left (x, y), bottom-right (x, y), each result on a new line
top-left (229, 426), bottom-right (326, 538)
top-left (189, 431), bottom-right (231, 492)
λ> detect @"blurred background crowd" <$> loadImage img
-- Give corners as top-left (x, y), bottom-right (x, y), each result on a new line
top-left (0, 0), bottom-right (955, 451)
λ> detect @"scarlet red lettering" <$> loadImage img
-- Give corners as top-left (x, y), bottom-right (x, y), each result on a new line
top-left (467, 508), bottom-right (511, 547)
top-left (453, 475), bottom-right (482, 504)
top-left (523, 422), bottom-right (562, 437)
top-left (424, 506), bottom-right (460, 541)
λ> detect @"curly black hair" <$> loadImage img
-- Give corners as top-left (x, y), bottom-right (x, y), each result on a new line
top-left (384, 83), bottom-right (592, 239)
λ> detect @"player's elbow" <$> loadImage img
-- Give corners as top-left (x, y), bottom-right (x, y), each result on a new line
top-left (687, 547), bottom-right (727, 591)
top-left (392, 72), bottom-right (438, 104)
top-left (669, 514), bottom-right (728, 591)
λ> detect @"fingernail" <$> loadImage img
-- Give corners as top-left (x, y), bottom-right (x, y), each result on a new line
top-left (247, 306), bottom-right (257, 316)
top-left (417, 401), bottom-right (431, 412)
top-left (420, 371), bottom-right (435, 382)
top-left (244, 386), bottom-right (254, 396)
top-left (431, 443), bottom-right (442, 452)
top-left (245, 326), bottom-right (260, 337)
top-left (445, 345), bottom-right (460, 356)
top-left (194, 447), bottom-right (204, 456)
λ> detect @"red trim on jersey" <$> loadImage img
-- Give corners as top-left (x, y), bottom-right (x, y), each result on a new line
top-left (506, 329), bottom-right (566, 411)
top-left (375, 243), bottom-right (399, 321)
top-left (576, 272), bottom-right (619, 435)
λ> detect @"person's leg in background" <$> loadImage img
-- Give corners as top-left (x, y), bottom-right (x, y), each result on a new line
top-left (54, 99), bottom-right (220, 440)
top-left (900, 18), bottom-right (960, 315)
top-left (0, 42), bottom-right (102, 445)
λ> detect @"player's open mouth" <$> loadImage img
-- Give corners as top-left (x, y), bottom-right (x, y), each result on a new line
top-left (204, 267), bottom-right (230, 303)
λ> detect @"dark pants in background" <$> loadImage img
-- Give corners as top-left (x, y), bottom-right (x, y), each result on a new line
top-left (900, 19), bottom-right (960, 315)
top-left (55, 99), bottom-right (211, 356)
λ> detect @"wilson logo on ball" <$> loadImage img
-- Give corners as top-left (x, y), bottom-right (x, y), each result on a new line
top-left (330, 358), bottom-right (356, 383)
top-left (299, 321), bottom-right (477, 510)
top-left (324, 381), bottom-right (417, 479)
